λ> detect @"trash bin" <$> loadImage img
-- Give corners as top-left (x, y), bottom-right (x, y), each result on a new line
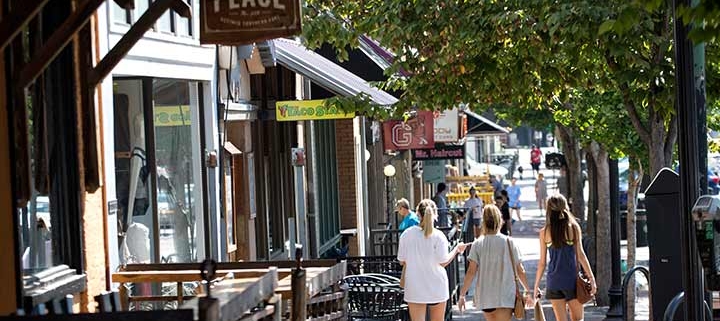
top-left (620, 209), bottom-right (648, 247)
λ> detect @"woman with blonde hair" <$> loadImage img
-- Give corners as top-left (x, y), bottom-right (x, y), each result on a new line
top-left (533, 194), bottom-right (597, 321)
top-left (457, 205), bottom-right (531, 321)
top-left (398, 199), bottom-right (468, 321)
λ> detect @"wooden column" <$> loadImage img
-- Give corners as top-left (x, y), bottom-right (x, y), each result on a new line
top-left (0, 5), bottom-right (20, 314)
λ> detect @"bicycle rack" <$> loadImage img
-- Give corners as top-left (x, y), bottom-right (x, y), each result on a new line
top-left (663, 291), bottom-right (713, 321)
top-left (621, 265), bottom-right (651, 320)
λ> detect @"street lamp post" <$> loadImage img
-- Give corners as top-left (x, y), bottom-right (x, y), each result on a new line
top-left (384, 164), bottom-right (397, 228)
top-left (605, 158), bottom-right (623, 321)
top-left (673, 0), bottom-right (706, 319)
top-left (383, 164), bottom-right (397, 257)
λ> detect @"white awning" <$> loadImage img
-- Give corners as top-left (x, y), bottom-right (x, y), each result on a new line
top-left (464, 110), bottom-right (510, 135)
top-left (273, 38), bottom-right (398, 106)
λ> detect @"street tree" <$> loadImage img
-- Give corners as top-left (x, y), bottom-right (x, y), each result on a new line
top-left (302, 0), bottom-right (717, 304)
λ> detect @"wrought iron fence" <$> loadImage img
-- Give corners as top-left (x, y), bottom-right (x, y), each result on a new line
top-left (347, 226), bottom-right (463, 321)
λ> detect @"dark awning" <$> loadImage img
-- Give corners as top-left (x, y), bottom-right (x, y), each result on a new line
top-left (273, 38), bottom-right (398, 106)
top-left (465, 110), bottom-right (509, 136)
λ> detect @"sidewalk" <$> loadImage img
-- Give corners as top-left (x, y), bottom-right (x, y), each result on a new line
top-left (452, 153), bottom-right (650, 321)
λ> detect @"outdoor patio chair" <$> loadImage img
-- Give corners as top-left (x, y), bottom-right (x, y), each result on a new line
top-left (343, 274), bottom-right (399, 285)
top-left (346, 281), bottom-right (407, 321)
top-left (357, 273), bottom-right (401, 284)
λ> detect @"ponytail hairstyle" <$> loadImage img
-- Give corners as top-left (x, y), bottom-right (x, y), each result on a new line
top-left (416, 199), bottom-right (437, 237)
top-left (545, 194), bottom-right (577, 248)
top-left (481, 204), bottom-right (503, 235)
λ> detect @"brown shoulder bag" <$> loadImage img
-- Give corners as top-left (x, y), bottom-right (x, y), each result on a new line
top-left (507, 238), bottom-right (526, 319)
top-left (573, 226), bottom-right (593, 304)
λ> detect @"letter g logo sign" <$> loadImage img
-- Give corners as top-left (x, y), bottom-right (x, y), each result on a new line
top-left (392, 122), bottom-right (412, 147)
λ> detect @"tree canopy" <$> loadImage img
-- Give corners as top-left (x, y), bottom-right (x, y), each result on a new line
top-left (301, 0), bottom-right (720, 305)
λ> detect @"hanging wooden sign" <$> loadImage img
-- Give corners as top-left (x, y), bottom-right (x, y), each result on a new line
top-left (200, 0), bottom-right (303, 45)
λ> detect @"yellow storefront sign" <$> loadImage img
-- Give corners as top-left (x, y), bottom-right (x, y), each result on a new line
top-left (276, 100), bottom-right (354, 121)
top-left (155, 105), bottom-right (191, 126)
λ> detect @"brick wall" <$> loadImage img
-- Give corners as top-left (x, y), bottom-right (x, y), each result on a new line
top-left (81, 191), bottom-right (107, 312)
top-left (334, 119), bottom-right (358, 255)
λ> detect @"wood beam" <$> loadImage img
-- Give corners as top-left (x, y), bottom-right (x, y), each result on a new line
top-left (0, 4), bottom-right (21, 314)
top-left (0, 0), bottom-right (49, 51)
top-left (15, 0), bottom-right (105, 90)
top-left (88, 0), bottom-right (191, 86)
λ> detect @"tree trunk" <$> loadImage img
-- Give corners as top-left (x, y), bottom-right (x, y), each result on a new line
top-left (556, 124), bottom-right (586, 222)
top-left (648, 135), bottom-right (671, 177)
top-left (625, 157), bottom-right (643, 321)
top-left (588, 141), bottom-right (611, 306)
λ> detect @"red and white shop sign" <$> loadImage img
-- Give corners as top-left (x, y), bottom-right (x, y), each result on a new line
top-left (382, 111), bottom-right (435, 150)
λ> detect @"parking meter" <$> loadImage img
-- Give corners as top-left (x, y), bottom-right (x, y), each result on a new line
top-left (692, 195), bottom-right (720, 289)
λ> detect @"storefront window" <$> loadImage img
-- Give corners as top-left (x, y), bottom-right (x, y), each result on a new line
top-left (176, 11), bottom-right (191, 37)
top-left (136, 0), bottom-right (150, 23)
top-left (20, 80), bottom-right (60, 274)
top-left (153, 79), bottom-right (202, 263)
top-left (9, 11), bottom-right (88, 303)
top-left (114, 78), bottom-right (204, 264)
top-left (112, 2), bottom-right (131, 24)
top-left (157, 11), bottom-right (173, 33)
top-left (224, 155), bottom-right (235, 248)
top-left (114, 79), bottom-right (157, 264)
top-left (113, 0), bottom-right (193, 38)
top-left (20, 195), bottom-right (54, 272)
top-left (176, 0), bottom-right (192, 36)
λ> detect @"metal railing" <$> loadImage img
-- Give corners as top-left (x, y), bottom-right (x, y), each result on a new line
top-left (369, 226), bottom-right (459, 257)
top-left (350, 226), bottom-right (463, 321)
top-left (663, 291), bottom-right (713, 321)
top-left (621, 265), bottom-right (651, 320)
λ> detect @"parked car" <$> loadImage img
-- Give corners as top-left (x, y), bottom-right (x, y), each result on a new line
top-left (674, 165), bottom-right (720, 195)
top-left (618, 164), bottom-right (645, 211)
top-left (158, 191), bottom-right (176, 230)
top-left (707, 169), bottom-right (719, 194)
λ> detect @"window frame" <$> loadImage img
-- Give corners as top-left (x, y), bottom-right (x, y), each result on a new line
top-left (111, 0), bottom-right (194, 40)
top-left (113, 77), bottom-right (210, 264)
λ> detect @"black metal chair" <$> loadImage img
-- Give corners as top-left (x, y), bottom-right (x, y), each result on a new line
top-left (346, 281), bottom-right (406, 321)
top-left (344, 274), bottom-right (398, 286)
top-left (344, 256), bottom-right (403, 278)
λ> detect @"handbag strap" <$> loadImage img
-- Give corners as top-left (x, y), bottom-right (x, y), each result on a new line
top-left (506, 238), bottom-right (521, 294)
top-left (571, 224), bottom-right (583, 274)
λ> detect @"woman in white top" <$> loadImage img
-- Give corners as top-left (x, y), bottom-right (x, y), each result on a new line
top-left (457, 205), bottom-right (531, 321)
top-left (397, 199), bottom-right (468, 321)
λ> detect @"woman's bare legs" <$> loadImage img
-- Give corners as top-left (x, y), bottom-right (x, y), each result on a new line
top-left (409, 302), bottom-right (447, 321)
top-left (567, 299), bottom-right (585, 321)
top-left (483, 307), bottom-right (513, 321)
top-left (408, 303), bottom-right (427, 321)
top-left (428, 302), bottom-right (447, 321)
top-left (551, 299), bottom-right (569, 321)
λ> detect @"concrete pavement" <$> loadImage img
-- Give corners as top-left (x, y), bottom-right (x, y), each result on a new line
top-left (451, 150), bottom-right (650, 320)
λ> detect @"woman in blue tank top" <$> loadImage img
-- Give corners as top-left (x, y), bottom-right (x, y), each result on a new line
top-left (533, 194), bottom-right (596, 321)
